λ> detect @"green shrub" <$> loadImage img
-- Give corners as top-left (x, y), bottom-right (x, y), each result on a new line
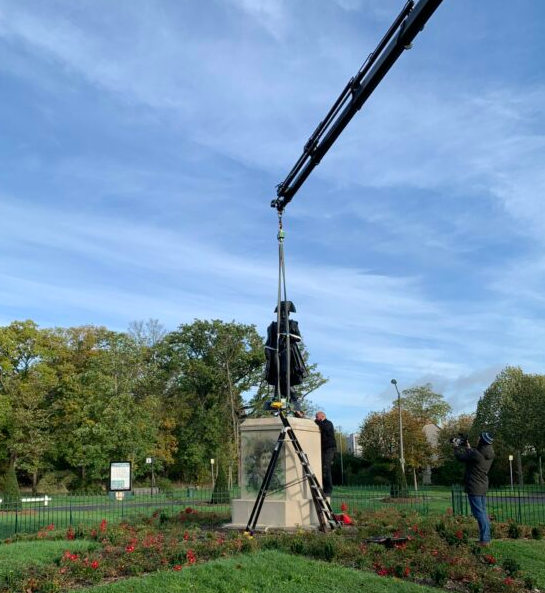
top-left (507, 521), bottom-right (521, 539)
top-left (432, 564), bottom-right (449, 586)
top-left (501, 557), bottom-right (521, 575)
top-left (37, 471), bottom-right (78, 494)
top-left (531, 526), bottom-right (543, 540)
top-left (290, 538), bottom-right (305, 555)
top-left (0, 464), bottom-right (20, 509)
top-left (155, 476), bottom-right (174, 494)
top-left (524, 575), bottom-right (537, 590)
top-left (210, 464), bottom-right (230, 504)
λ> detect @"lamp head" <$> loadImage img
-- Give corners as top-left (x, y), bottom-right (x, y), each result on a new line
top-left (391, 379), bottom-right (397, 385)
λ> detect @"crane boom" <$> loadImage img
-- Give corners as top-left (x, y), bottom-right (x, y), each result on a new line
top-left (272, 0), bottom-right (446, 212)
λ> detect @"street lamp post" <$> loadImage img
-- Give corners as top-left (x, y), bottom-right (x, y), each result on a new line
top-left (210, 458), bottom-right (216, 488)
top-left (145, 457), bottom-right (154, 496)
top-left (508, 455), bottom-right (514, 490)
top-left (391, 379), bottom-right (405, 477)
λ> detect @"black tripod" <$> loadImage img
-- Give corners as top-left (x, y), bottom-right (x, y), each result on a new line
top-left (245, 409), bottom-right (341, 533)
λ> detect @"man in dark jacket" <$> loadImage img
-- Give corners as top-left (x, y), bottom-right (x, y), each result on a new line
top-left (454, 432), bottom-right (495, 545)
top-left (315, 411), bottom-right (336, 498)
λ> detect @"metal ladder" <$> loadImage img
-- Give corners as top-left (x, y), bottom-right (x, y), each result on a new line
top-left (245, 411), bottom-right (341, 533)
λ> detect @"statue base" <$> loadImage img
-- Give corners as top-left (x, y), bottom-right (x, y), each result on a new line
top-left (227, 417), bottom-right (323, 530)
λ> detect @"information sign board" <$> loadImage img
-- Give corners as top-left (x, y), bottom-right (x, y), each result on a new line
top-left (109, 461), bottom-right (132, 491)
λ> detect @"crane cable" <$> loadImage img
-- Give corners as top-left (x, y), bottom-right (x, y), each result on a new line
top-left (275, 211), bottom-right (291, 407)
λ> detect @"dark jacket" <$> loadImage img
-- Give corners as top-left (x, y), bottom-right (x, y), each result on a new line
top-left (315, 418), bottom-right (336, 451)
top-left (455, 443), bottom-right (495, 496)
top-left (264, 319), bottom-right (307, 390)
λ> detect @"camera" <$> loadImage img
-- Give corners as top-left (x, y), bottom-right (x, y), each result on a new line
top-left (450, 433), bottom-right (469, 447)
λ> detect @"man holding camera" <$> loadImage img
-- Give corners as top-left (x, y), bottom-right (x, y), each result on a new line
top-left (454, 432), bottom-right (495, 546)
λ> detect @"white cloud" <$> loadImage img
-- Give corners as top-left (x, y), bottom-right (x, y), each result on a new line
top-left (227, 0), bottom-right (287, 38)
top-left (2, 0), bottom-right (545, 431)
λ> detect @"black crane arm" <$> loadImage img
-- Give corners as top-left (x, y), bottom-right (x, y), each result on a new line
top-left (272, 0), bottom-right (445, 212)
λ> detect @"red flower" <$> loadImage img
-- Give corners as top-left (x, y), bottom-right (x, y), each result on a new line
top-left (186, 550), bottom-right (196, 564)
top-left (404, 567), bottom-right (411, 577)
top-left (431, 550), bottom-right (439, 556)
top-left (340, 502), bottom-right (348, 512)
top-left (91, 560), bottom-right (100, 569)
top-left (377, 568), bottom-right (388, 576)
top-left (46, 523), bottom-right (55, 531)
top-left (66, 527), bottom-right (75, 541)
top-left (216, 537), bottom-right (225, 545)
top-left (183, 531), bottom-right (190, 541)
top-left (454, 530), bottom-right (464, 540)
top-left (185, 507), bottom-right (193, 514)
top-left (99, 519), bottom-right (107, 532)
top-left (483, 554), bottom-right (496, 565)
top-left (503, 577), bottom-right (515, 586)
top-left (173, 564), bottom-right (183, 571)
top-left (90, 529), bottom-right (97, 537)
top-left (125, 544), bottom-right (135, 553)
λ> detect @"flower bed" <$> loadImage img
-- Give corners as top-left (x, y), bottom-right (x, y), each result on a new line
top-left (0, 506), bottom-right (541, 593)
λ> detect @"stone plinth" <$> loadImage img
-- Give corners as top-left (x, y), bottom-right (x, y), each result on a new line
top-left (229, 417), bottom-right (322, 530)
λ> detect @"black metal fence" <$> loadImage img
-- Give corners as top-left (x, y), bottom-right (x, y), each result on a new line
top-left (0, 488), bottom-right (236, 539)
top-left (452, 484), bottom-right (545, 525)
top-left (332, 484), bottom-right (429, 515)
top-left (0, 484), bottom-right (429, 538)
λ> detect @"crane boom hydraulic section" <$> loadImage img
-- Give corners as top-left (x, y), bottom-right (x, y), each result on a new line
top-left (272, 0), bottom-right (446, 213)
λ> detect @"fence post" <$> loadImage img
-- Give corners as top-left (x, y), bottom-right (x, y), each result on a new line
top-left (69, 495), bottom-right (73, 526)
top-left (517, 486), bottom-right (522, 524)
top-left (14, 499), bottom-right (18, 534)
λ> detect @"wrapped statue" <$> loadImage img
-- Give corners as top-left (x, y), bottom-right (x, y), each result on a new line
top-left (264, 301), bottom-right (308, 411)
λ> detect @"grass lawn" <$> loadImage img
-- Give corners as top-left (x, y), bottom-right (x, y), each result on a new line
top-left (0, 539), bottom-right (98, 577)
top-left (76, 550), bottom-right (438, 593)
top-left (489, 539), bottom-right (545, 589)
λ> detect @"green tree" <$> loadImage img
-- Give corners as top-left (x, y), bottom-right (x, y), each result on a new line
top-left (157, 319), bottom-right (264, 483)
top-left (474, 366), bottom-right (535, 486)
top-left (358, 408), bottom-right (433, 491)
top-left (0, 321), bottom-right (57, 492)
top-left (50, 326), bottom-right (173, 485)
top-left (399, 383), bottom-right (451, 425)
top-left (528, 375), bottom-right (545, 484)
top-left (434, 413), bottom-right (474, 485)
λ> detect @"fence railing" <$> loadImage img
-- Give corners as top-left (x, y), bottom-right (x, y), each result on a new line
top-left (0, 488), bottom-right (237, 539)
top-left (332, 484), bottom-right (429, 515)
top-left (0, 484), bottom-right (429, 539)
top-left (452, 484), bottom-right (545, 525)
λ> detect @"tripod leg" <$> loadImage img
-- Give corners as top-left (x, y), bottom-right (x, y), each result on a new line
top-left (245, 429), bottom-right (287, 533)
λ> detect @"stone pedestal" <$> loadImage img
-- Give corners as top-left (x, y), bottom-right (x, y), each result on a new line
top-left (229, 417), bottom-right (322, 530)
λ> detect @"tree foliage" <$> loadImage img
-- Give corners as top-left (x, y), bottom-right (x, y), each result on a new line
top-left (399, 383), bottom-right (451, 425)
top-left (474, 366), bottom-right (545, 486)
top-left (358, 408), bottom-right (434, 479)
top-left (0, 316), bottom-right (328, 490)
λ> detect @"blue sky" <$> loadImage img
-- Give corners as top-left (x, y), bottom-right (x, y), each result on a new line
top-left (1, 0), bottom-right (544, 433)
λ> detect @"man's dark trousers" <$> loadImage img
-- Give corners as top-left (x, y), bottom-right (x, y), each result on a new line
top-left (468, 495), bottom-right (491, 543)
top-left (322, 448), bottom-right (335, 497)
